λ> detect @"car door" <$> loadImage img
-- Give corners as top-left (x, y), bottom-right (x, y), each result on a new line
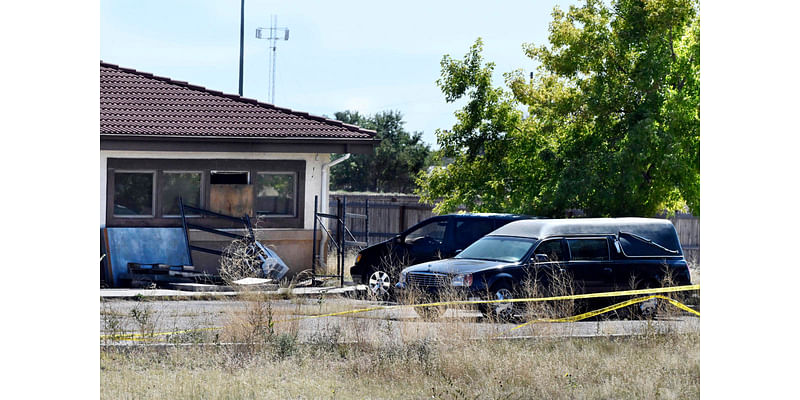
top-left (564, 237), bottom-right (615, 293)
top-left (401, 216), bottom-right (452, 264)
top-left (528, 237), bottom-right (569, 292)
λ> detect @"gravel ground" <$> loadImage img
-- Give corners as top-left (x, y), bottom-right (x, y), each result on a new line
top-left (100, 297), bottom-right (699, 344)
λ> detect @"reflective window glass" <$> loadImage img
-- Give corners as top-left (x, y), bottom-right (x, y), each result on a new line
top-left (255, 173), bottom-right (296, 216)
top-left (162, 172), bottom-right (202, 216)
top-left (113, 172), bottom-right (154, 217)
top-left (567, 238), bottom-right (609, 261)
top-left (534, 239), bottom-right (565, 261)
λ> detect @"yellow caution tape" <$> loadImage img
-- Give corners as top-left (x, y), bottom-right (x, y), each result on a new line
top-left (101, 285), bottom-right (699, 342)
top-left (101, 326), bottom-right (221, 342)
top-left (286, 284), bottom-right (699, 320)
top-left (508, 294), bottom-right (700, 331)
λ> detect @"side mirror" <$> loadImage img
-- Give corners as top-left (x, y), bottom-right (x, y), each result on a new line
top-left (534, 254), bottom-right (550, 263)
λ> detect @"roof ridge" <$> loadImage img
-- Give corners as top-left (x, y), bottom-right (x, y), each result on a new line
top-left (100, 61), bottom-right (376, 136)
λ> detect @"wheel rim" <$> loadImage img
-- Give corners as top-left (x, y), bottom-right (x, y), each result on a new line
top-left (493, 288), bottom-right (514, 319)
top-left (639, 298), bottom-right (657, 317)
top-left (368, 271), bottom-right (391, 297)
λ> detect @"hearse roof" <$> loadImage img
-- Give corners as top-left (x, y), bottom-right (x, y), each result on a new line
top-left (446, 213), bottom-right (532, 220)
top-left (490, 218), bottom-right (682, 254)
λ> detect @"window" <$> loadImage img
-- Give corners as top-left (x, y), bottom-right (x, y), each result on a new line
top-left (210, 171), bottom-right (249, 185)
top-left (161, 172), bottom-right (202, 216)
top-left (107, 158), bottom-right (305, 228)
top-left (255, 172), bottom-right (296, 216)
top-left (454, 219), bottom-right (495, 250)
top-left (405, 219), bottom-right (448, 245)
top-left (113, 172), bottom-right (154, 217)
top-left (534, 239), bottom-right (565, 261)
top-left (567, 238), bottom-right (609, 261)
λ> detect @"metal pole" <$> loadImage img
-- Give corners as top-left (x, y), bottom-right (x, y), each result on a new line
top-left (341, 196), bottom-right (347, 287)
top-left (336, 198), bottom-right (342, 283)
top-left (312, 195), bottom-right (318, 278)
top-left (238, 0), bottom-right (245, 96)
top-left (178, 196), bottom-right (194, 267)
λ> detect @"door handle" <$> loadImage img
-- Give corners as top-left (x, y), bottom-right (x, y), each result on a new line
top-left (603, 267), bottom-right (613, 273)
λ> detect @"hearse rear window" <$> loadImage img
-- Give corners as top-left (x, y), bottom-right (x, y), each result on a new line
top-left (567, 238), bottom-right (609, 261)
top-left (618, 232), bottom-right (679, 257)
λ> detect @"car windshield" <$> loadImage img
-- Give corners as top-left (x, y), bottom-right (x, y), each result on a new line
top-left (455, 236), bottom-right (536, 263)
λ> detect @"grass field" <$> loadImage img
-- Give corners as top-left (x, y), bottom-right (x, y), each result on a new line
top-left (101, 287), bottom-right (700, 399)
top-left (101, 331), bottom-right (699, 399)
top-left (102, 256), bottom-right (700, 399)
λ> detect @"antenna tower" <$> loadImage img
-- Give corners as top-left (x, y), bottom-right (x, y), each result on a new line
top-left (256, 16), bottom-right (289, 104)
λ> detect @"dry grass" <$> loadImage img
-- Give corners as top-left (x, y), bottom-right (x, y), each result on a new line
top-left (101, 287), bottom-right (700, 399)
top-left (101, 331), bottom-right (699, 399)
top-left (102, 248), bottom-right (699, 399)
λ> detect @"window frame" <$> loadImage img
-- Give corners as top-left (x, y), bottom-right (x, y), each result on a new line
top-left (106, 158), bottom-right (305, 229)
top-left (210, 170), bottom-right (250, 185)
top-left (160, 170), bottom-right (204, 218)
top-left (112, 170), bottom-right (156, 218)
top-left (254, 171), bottom-right (298, 218)
top-left (532, 237), bottom-right (566, 263)
top-left (403, 217), bottom-right (450, 245)
top-left (566, 237), bottom-right (611, 262)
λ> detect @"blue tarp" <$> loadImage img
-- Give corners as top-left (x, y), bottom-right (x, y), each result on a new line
top-left (104, 228), bottom-right (191, 287)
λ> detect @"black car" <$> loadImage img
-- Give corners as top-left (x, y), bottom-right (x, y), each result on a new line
top-left (394, 218), bottom-right (692, 319)
top-left (350, 213), bottom-right (532, 298)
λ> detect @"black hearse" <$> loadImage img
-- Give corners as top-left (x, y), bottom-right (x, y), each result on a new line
top-left (394, 218), bottom-right (692, 319)
top-left (350, 213), bottom-right (531, 298)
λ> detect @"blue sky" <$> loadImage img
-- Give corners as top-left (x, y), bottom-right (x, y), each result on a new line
top-left (101, 0), bottom-right (577, 147)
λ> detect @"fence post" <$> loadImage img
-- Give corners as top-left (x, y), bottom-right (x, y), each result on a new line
top-left (365, 197), bottom-right (370, 246)
top-left (399, 204), bottom-right (407, 232)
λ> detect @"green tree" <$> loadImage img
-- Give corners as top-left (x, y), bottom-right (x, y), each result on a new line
top-left (331, 110), bottom-right (432, 193)
top-left (418, 0), bottom-right (699, 217)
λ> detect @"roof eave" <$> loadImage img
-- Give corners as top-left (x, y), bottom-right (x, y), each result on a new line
top-left (100, 134), bottom-right (381, 154)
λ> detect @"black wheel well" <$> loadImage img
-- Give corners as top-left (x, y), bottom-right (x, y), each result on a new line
top-left (490, 277), bottom-right (514, 292)
top-left (637, 278), bottom-right (662, 290)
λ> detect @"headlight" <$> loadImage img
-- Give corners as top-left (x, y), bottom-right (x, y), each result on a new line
top-left (355, 253), bottom-right (362, 264)
top-left (451, 273), bottom-right (473, 287)
top-left (399, 270), bottom-right (407, 284)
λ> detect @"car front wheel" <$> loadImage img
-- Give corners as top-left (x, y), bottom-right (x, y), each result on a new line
top-left (367, 269), bottom-right (392, 300)
top-left (480, 282), bottom-right (517, 322)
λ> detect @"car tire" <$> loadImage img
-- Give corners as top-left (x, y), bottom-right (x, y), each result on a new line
top-left (635, 280), bottom-right (661, 319)
top-left (480, 281), bottom-right (517, 322)
top-left (366, 269), bottom-right (393, 300)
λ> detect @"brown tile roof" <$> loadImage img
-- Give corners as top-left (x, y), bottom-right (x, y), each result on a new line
top-left (100, 61), bottom-right (376, 139)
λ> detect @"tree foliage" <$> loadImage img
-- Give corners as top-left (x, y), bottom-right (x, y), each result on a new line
top-left (418, 0), bottom-right (699, 217)
top-left (331, 110), bottom-right (432, 193)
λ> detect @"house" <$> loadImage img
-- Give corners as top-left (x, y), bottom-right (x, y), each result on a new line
top-left (100, 61), bottom-right (378, 286)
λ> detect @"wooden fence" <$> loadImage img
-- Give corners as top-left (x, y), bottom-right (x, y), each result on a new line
top-left (329, 194), bottom-right (438, 243)
top-left (330, 193), bottom-right (700, 265)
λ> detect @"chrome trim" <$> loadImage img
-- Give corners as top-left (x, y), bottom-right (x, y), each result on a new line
top-left (407, 272), bottom-right (449, 288)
